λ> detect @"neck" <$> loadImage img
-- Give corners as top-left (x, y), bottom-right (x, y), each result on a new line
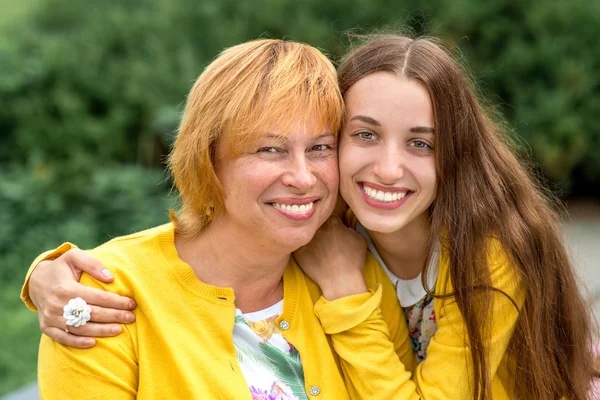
top-left (368, 212), bottom-right (431, 280)
top-left (175, 218), bottom-right (289, 313)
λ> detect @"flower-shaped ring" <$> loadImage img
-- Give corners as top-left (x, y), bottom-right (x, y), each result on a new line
top-left (63, 297), bottom-right (92, 328)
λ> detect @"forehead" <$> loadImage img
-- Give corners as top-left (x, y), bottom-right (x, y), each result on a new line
top-left (219, 117), bottom-right (335, 158)
top-left (262, 120), bottom-right (334, 141)
top-left (345, 72), bottom-right (434, 127)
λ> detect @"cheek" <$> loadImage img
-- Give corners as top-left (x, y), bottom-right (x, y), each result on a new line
top-left (317, 157), bottom-right (340, 192)
top-left (416, 158), bottom-right (437, 198)
top-left (222, 163), bottom-right (277, 204)
top-left (339, 143), bottom-right (375, 184)
top-left (338, 143), bottom-right (360, 181)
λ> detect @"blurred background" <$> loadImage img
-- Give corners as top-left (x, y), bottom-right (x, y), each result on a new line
top-left (1, 0), bottom-right (599, 397)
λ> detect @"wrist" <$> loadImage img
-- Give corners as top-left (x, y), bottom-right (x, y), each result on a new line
top-left (321, 272), bottom-right (368, 301)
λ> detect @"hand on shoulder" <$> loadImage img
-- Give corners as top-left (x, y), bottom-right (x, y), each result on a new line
top-left (29, 248), bottom-right (137, 348)
top-left (293, 216), bottom-right (368, 300)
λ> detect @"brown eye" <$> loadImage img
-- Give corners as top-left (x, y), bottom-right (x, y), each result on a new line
top-left (311, 144), bottom-right (330, 151)
top-left (257, 147), bottom-right (280, 153)
top-left (410, 140), bottom-right (433, 150)
top-left (356, 131), bottom-right (374, 140)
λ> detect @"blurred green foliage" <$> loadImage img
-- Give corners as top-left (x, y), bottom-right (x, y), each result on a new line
top-left (0, 166), bottom-right (173, 394)
top-left (0, 0), bottom-right (598, 395)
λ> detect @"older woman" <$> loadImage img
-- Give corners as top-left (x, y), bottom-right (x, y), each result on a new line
top-left (29, 39), bottom-right (416, 399)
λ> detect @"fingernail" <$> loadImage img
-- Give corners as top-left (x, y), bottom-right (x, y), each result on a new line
top-left (128, 300), bottom-right (136, 309)
top-left (101, 269), bottom-right (114, 279)
top-left (125, 313), bottom-right (135, 322)
top-left (111, 326), bottom-right (122, 334)
top-left (84, 339), bottom-right (95, 346)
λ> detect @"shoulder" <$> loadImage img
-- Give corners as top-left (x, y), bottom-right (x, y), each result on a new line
top-left (81, 223), bottom-right (174, 294)
top-left (362, 252), bottom-right (393, 288)
top-left (437, 236), bottom-right (525, 300)
top-left (89, 223), bottom-right (172, 262)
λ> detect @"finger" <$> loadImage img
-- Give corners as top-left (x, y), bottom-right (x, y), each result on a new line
top-left (66, 322), bottom-right (123, 337)
top-left (53, 282), bottom-right (136, 311)
top-left (78, 285), bottom-right (136, 310)
top-left (42, 308), bottom-right (127, 336)
top-left (88, 305), bottom-right (136, 324)
top-left (42, 327), bottom-right (96, 348)
top-left (62, 248), bottom-right (114, 283)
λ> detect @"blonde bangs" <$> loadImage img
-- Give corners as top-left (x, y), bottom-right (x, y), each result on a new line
top-left (169, 39), bottom-right (342, 236)
top-left (219, 42), bottom-right (344, 157)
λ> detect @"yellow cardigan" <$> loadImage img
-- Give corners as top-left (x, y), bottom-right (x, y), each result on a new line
top-left (316, 236), bottom-right (526, 399)
top-left (22, 223), bottom-right (417, 399)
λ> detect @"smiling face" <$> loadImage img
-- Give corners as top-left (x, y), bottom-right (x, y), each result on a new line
top-left (339, 72), bottom-right (437, 234)
top-left (215, 120), bottom-right (339, 252)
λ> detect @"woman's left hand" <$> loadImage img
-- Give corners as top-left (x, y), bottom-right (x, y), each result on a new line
top-left (293, 216), bottom-right (368, 300)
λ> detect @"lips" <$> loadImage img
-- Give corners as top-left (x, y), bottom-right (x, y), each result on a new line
top-left (268, 197), bottom-right (319, 221)
top-left (362, 184), bottom-right (407, 202)
top-left (359, 182), bottom-right (412, 210)
top-left (272, 201), bottom-right (314, 213)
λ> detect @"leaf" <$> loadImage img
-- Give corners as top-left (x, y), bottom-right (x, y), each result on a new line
top-left (233, 343), bottom-right (277, 374)
top-left (258, 342), bottom-right (308, 400)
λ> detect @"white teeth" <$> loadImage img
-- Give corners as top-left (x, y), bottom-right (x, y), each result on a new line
top-left (362, 184), bottom-right (407, 203)
top-left (272, 202), bottom-right (314, 213)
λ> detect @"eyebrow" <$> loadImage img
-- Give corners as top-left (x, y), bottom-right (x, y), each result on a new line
top-left (350, 115), bottom-right (434, 134)
top-left (350, 115), bottom-right (381, 126)
top-left (265, 132), bottom-right (334, 140)
top-left (410, 126), bottom-right (435, 134)
top-left (312, 132), bottom-right (335, 140)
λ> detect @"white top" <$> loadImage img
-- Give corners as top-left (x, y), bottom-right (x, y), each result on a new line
top-left (356, 222), bottom-right (439, 307)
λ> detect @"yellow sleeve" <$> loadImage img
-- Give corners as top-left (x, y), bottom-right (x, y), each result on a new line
top-left (414, 241), bottom-right (526, 398)
top-left (314, 284), bottom-right (418, 399)
top-left (38, 272), bottom-right (138, 399)
top-left (313, 241), bottom-right (524, 399)
top-left (20, 242), bottom-right (78, 311)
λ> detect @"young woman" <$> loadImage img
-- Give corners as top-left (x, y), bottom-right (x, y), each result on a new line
top-left (22, 35), bottom-right (595, 399)
top-left (295, 35), bottom-right (595, 399)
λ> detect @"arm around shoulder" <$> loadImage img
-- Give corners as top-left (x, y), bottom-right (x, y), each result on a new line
top-left (313, 254), bottom-right (418, 399)
top-left (20, 243), bottom-right (78, 311)
top-left (38, 272), bottom-right (138, 399)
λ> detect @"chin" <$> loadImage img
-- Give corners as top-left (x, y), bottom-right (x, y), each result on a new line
top-left (275, 229), bottom-right (317, 251)
top-left (354, 211), bottom-right (409, 234)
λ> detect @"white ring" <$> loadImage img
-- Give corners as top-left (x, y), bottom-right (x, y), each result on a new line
top-left (63, 297), bottom-right (92, 328)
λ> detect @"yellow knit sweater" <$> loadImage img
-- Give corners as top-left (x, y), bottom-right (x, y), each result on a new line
top-left (23, 223), bottom-right (417, 399)
top-left (316, 236), bottom-right (526, 399)
top-left (23, 223), bottom-right (525, 399)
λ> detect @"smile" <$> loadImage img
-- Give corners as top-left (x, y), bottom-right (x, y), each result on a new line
top-left (269, 199), bottom-right (318, 221)
top-left (362, 184), bottom-right (407, 202)
top-left (360, 183), bottom-right (412, 210)
top-left (272, 202), bottom-right (314, 213)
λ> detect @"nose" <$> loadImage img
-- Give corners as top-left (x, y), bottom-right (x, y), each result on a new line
top-left (281, 154), bottom-right (318, 190)
top-left (373, 146), bottom-right (404, 183)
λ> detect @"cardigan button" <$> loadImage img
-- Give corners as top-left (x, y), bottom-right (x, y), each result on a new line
top-left (279, 320), bottom-right (290, 331)
top-left (309, 386), bottom-right (320, 396)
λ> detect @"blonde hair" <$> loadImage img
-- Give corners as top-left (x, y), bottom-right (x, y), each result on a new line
top-left (169, 39), bottom-right (343, 236)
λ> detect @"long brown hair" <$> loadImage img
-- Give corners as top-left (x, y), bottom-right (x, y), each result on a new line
top-left (338, 34), bottom-right (595, 399)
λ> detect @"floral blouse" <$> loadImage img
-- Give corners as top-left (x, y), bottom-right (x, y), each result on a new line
top-left (356, 223), bottom-right (440, 362)
top-left (234, 301), bottom-right (308, 400)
